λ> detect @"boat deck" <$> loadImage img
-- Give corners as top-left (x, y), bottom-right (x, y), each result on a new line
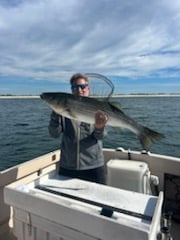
top-left (0, 148), bottom-right (180, 239)
top-left (4, 171), bottom-right (163, 240)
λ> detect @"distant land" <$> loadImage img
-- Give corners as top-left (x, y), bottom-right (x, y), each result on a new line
top-left (0, 93), bottom-right (180, 98)
top-left (0, 95), bottom-right (40, 98)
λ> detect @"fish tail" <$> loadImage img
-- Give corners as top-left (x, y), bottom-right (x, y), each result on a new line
top-left (139, 127), bottom-right (165, 151)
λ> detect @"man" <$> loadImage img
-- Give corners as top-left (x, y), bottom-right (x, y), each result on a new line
top-left (49, 73), bottom-right (108, 184)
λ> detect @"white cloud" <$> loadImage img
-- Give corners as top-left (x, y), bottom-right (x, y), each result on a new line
top-left (0, 0), bottom-right (180, 82)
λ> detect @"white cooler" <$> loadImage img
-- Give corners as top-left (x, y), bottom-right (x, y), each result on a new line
top-left (4, 170), bottom-right (163, 240)
top-left (107, 159), bottom-right (151, 194)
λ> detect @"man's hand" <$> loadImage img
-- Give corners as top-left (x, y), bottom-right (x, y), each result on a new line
top-left (94, 110), bottom-right (108, 129)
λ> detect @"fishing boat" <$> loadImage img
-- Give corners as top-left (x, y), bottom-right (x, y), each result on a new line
top-left (0, 147), bottom-right (179, 240)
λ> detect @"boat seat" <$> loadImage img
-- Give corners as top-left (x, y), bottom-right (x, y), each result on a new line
top-left (107, 159), bottom-right (152, 194)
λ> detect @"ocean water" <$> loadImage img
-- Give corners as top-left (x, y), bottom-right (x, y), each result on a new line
top-left (0, 96), bottom-right (180, 171)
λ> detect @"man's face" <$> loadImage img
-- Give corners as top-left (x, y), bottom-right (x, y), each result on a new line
top-left (71, 78), bottom-right (89, 96)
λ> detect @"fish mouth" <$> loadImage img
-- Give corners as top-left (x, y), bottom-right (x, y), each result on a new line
top-left (40, 92), bottom-right (67, 116)
top-left (40, 92), bottom-right (53, 102)
top-left (40, 93), bottom-right (46, 100)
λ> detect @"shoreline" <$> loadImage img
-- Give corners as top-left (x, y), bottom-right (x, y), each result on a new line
top-left (0, 94), bottom-right (180, 99)
top-left (111, 94), bottom-right (180, 97)
top-left (0, 95), bottom-right (40, 99)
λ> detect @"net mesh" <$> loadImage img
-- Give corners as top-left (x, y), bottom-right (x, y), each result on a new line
top-left (85, 73), bottom-right (114, 99)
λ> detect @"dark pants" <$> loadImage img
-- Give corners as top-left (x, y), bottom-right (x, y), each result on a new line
top-left (59, 166), bottom-right (106, 184)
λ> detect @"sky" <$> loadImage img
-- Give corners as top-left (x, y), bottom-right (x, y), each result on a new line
top-left (0, 0), bottom-right (180, 95)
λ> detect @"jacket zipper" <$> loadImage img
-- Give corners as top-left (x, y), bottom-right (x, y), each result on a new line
top-left (76, 125), bottom-right (80, 169)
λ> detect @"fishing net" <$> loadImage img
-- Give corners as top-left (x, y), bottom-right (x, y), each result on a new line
top-left (85, 73), bottom-right (114, 99)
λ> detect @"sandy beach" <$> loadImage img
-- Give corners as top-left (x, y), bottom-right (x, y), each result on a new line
top-left (0, 94), bottom-right (180, 99)
top-left (0, 95), bottom-right (40, 99)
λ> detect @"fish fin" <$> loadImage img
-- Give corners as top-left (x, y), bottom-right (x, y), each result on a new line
top-left (139, 127), bottom-right (165, 151)
top-left (67, 108), bottom-right (77, 118)
top-left (109, 102), bottom-right (122, 111)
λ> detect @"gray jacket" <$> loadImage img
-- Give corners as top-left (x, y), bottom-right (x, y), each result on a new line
top-left (48, 112), bottom-right (106, 170)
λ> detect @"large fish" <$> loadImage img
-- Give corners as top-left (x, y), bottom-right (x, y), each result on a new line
top-left (40, 92), bottom-right (165, 150)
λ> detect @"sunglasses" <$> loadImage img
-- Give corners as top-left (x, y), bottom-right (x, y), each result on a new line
top-left (71, 83), bottom-right (88, 91)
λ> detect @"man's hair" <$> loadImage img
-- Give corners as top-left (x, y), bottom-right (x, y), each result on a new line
top-left (70, 73), bottom-right (89, 85)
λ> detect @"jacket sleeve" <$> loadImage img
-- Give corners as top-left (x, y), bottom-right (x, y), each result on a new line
top-left (92, 127), bottom-right (107, 140)
top-left (48, 111), bottom-right (63, 138)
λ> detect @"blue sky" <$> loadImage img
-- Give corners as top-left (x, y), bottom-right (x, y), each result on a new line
top-left (0, 0), bottom-right (180, 95)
